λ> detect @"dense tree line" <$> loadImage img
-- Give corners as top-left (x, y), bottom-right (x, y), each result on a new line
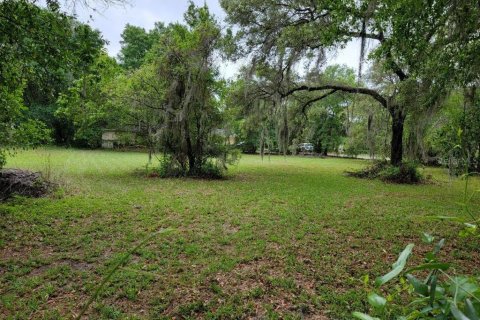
top-left (0, 0), bottom-right (109, 166)
top-left (221, 0), bottom-right (479, 168)
top-left (0, 0), bottom-right (237, 177)
top-left (1, 0), bottom-right (479, 175)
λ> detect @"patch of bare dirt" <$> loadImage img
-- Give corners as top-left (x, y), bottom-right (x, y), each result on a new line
top-left (222, 222), bottom-right (240, 235)
top-left (142, 257), bottom-right (328, 319)
top-left (29, 258), bottom-right (93, 276)
top-left (213, 258), bottom-right (327, 318)
top-left (0, 244), bottom-right (55, 262)
top-left (215, 258), bottom-right (269, 293)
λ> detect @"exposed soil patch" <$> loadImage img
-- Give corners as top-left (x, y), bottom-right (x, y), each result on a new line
top-left (222, 222), bottom-right (240, 235)
top-left (0, 244), bottom-right (55, 262)
top-left (0, 169), bottom-right (53, 200)
top-left (29, 258), bottom-right (93, 276)
top-left (213, 258), bottom-right (325, 318)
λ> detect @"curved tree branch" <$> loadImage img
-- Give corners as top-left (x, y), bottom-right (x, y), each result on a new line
top-left (284, 84), bottom-right (388, 108)
top-left (296, 89), bottom-right (338, 115)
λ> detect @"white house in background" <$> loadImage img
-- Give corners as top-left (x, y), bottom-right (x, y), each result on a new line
top-left (101, 130), bottom-right (117, 149)
top-left (101, 129), bottom-right (138, 149)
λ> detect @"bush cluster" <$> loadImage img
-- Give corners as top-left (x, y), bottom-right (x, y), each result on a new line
top-left (379, 161), bottom-right (423, 183)
top-left (347, 161), bottom-right (423, 184)
top-left (157, 155), bottom-right (226, 179)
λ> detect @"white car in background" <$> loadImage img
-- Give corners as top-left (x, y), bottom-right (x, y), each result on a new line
top-left (298, 143), bottom-right (314, 154)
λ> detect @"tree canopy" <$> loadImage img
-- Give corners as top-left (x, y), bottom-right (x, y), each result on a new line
top-left (118, 22), bottom-right (166, 70)
top-left (1, 0), bottom-right (479, 174)
top-left (220, 0), bottom-right (480, 165)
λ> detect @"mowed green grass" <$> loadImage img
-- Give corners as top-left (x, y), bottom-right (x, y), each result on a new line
top-left (1, 148), bottom-right (479, 319)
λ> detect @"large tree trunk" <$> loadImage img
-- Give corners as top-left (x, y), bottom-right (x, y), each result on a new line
top-left (390, 107), bottom-right (406, 166)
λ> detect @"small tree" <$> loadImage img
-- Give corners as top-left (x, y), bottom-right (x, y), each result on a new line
top-left (118, 3), bottom-right (237, 177)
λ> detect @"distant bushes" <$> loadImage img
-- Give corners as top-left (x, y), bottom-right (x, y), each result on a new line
top-left (347, 160), bottom-right (423, 184)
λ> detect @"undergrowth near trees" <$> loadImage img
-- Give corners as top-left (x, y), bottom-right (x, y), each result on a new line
top-left (157, 155), bottom-right (229, 179)
top-left (347, 160), bottom-right (424, 184)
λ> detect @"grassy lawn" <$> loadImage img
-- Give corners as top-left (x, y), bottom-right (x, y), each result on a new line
top-left (1, 148), bottom-right (479, 319)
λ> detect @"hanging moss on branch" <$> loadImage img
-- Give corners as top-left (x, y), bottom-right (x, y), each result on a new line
top-left (115, 3), bottom-right (239, 178)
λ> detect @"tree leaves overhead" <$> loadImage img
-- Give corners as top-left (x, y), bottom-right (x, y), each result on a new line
top-left (0, 0), bottom-right (72, 165)
top-left (118, 23), bottom-right (166, 70)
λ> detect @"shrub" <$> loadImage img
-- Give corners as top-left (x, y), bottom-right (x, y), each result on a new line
top-left (347, 161), bottom-right (423, 184)
top-left (193, 160), bottom-right (224, 179)
top-left (344, 142), bottom-right (364, 158)
top-left (157, 155), bottom-right (227, 179)
top-left (379, 161), bottom-right (423, 184)
top-left (347, 160), bottom-right (389, 179)
top-left (157, 155), bottom-right (187, 178)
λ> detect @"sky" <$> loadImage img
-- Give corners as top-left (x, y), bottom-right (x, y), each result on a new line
top-left (70, 0), bottom-right (362, 79)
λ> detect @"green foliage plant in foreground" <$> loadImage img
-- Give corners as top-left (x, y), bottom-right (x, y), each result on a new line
top-left (353, 237), bottom-right (480, 319)
top-left (354, 175), bottom-right (480, 319)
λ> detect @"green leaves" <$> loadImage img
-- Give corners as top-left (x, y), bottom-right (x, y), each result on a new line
top-left (406, 274), bottom-right (429, 296)
top-left (451, 304), bottom-right (472, 320)
top-left (367, 292), bottom-right (387, 309)
top-left (0, 0), bottom-right (111, 160)
top-left (116, 3), bottom-right (230, 177)
top-left (406, 262), bottom-right (450, 273)
top-left (352, 312), bottom-right (381, 320)
top-left (465, 299), bottom-right (480, 320)
top-left (433, 238), bottom-right (445, 255)
top-left (448, 277), bottom-right (480, 301)
top-left (429, 274), bottom-right (438, 306)
top-left (118, 24), bottom-right (161, 70)
top-left (460, 223), bottom-right (478, 238)
top-left (357, 230), bottom-right (480, 320)
top-left (375, 243), bottom-right (414, 286)
top-left (374, 265), bottom-right (401, 287)
top-left (422, 232), bottom-right (434, 243)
